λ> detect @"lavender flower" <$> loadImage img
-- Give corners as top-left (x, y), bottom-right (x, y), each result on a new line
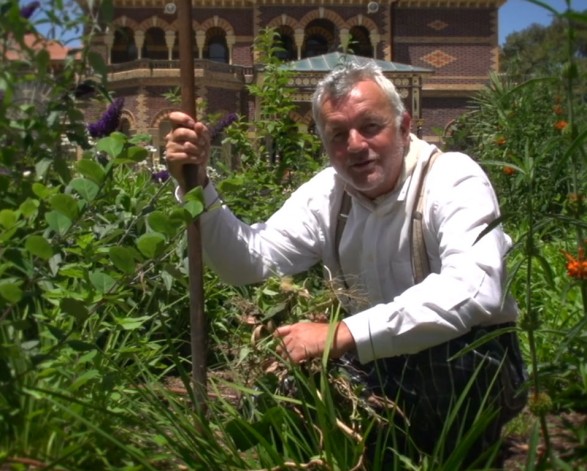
top-left (87, 97), bottom-right (125, 139)
top-left (151, 170), bottom-right (170, 183)
top-left (208, 112), bottom-right (238, 140)
top-left (19, 1), bottom-right (40, 20)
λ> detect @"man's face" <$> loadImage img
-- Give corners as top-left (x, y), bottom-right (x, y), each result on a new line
top-left (320, 80), bottom-right (411, 199)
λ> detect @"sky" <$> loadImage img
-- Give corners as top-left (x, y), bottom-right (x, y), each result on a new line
top-left (499, 0), bottom-right (574, 45)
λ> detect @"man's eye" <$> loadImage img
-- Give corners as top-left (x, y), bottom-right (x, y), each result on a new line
top-left (363, 123), bottom-right (381, 135)
top-left (331, 131), bottom-right (347, 142)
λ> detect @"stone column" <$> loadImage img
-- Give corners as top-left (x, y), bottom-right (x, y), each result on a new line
top-left (339, 28), bottom-right (350, 53)
top-left (370, 32), bottom-right (380, 59)
top-left (226, 31), bottom-right (235, 64)
top-left (104, 29), bottom-right (114, 65)
top-left (294, 28), bottom-right (304, 60)
top-left (134, 30), bottom-right (145, 59)
top-left (195, 30), bottom-right (206, 59)
top-left (165, 30), bottom-right (176, 60)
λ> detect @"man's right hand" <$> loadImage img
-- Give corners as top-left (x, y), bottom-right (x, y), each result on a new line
top-left (165, 111), bottom-right (211, 191)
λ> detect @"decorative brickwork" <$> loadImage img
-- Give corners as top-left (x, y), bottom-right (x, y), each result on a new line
top-left (135, 86), bottom-right (148, 133)
top-left (420, 95), bottom-right (472, 143)
top-left (427, 20), bottom-right (448, 31)
top-left (421, 49), bottom-right (457, 68)
top-left (85, 0), bottom-right (504, 151)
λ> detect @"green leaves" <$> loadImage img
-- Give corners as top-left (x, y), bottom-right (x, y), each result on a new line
top-left (147, 211), bottom-right (181, 236)
top-left (45, 210), bottom-right (72, 236)
top-left (0, 209), bottom-right (21, 242)
top-left (25, 235), bottom-right (53, 260)
top-left (0, 3), bottom-right (201, 467)
top-left (136, 232), bottom-right (166, 259)
top-left (96, 132), bottom-right (148, 164)
top-left (96, 133), bottom-right (124, 158)
top-left (60, 298), bottom-right (90, 323)
top-left (88, 51), bottom-right (108, 78)
top-left (183, 186), bottom-right (205, 219)
top-left (0, 209), bottom-right (18, 228)
top-left (69, 177), bottom-right (100, 202)
top-left (89, 270), bottom-right (117, 294)
top-left (109, 246), bottom-right (138, 274)
top-left (50, 194), bottom-right (80, 220)
top-left (115, 315), bottom-right (151, 331)
top-left (77, 159), bottom-right (106, 185)
top-left (0, 278), bottom-right (23, 304)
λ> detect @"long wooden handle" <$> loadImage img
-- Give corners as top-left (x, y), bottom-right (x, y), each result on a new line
top-left (177, 0), bottom-right (207, 413)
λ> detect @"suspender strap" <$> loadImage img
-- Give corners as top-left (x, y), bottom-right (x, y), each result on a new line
top-left (334, 190), bottom-right (352, 289)
top-left (410, 150), bottom-right (442, 284)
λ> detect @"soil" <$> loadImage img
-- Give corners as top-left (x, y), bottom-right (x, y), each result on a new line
top-left (502, 409), bottom-right (587, 470)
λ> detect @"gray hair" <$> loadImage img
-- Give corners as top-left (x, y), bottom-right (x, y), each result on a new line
top-left (311, 60), bottom-right (406, 139)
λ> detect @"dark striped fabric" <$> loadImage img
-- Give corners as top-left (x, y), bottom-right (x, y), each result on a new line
top-left (333, 323), bottom-right (528, 464)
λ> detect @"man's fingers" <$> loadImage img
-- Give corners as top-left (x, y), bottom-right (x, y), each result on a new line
top-left (166, 126), bottom-right (197, 144)
top-left (163, 113), bottom-right (210, 191)
top-left (274, 325), bottom-right (290, 338)
top-left (166, 128), bottom-right (209, 163)
top-left (273, 326), bottom-right (310, 363)
top-left (168, 111), bottom-right (195, 128)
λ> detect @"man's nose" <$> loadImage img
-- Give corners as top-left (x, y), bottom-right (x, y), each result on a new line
top-left (347, 129), bottom-right (367, 153)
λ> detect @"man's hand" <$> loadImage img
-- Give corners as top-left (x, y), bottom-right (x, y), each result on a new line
top-left (274, 321), bottom-right (356, 363)
top-left (165, 111), bottom-right (211, 191)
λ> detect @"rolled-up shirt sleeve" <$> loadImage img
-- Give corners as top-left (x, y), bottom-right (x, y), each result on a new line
top-left (197, 173), bottom-right (330, 285)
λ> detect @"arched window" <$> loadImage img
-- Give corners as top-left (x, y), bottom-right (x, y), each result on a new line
top-left (143, 27), bottom-right (167, 60)
top-left (349, 26), bottom-right (373, 57)
top-left (302, 20), bottom-right (336, 58)
top-left (304, 35), bottom-right (328, 58)
top-left (111, 27), bottom-right (137, 63)
top-left (273, 26), bottom-right (296, 61)
top-left (120, 116), bottom-right (132, 136)
top-left (204, 27), bottom-right (228, 63)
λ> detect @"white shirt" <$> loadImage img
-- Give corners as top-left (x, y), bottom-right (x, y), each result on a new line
top-left (197, 135), bottom-right (518, 364)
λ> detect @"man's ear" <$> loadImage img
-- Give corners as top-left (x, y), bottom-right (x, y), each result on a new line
top-left (400, 112), bottom-right (412, 139)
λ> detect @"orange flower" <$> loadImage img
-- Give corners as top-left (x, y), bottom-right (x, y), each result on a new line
top-left (566, 193), bottom-right (584, 215)
top-left (553, 104), bottom-right (564, 115)
top-left (568, 192), bottom-right (584, 206)
top-left (496, 136), bottom-right (507, 145)
top-left (502, 165), bottom-right (515, 175)
top-left (554, 120), bottom-right (568, 131)
top-left (562, 247), bottom-right (587, 280)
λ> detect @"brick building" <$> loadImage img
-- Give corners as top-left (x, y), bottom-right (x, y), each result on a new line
top-left (83, 0), bottom-right (504, 157)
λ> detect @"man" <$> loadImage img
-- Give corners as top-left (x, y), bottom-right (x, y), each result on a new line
top-left (165, 61), bottom-right (526, 464)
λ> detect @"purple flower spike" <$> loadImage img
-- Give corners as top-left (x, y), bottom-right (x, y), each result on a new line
top-left (87, 97), bottom-right (125, 139)
top-left (151, 170), bottom-right (170, 183)
top-left (209, 112), bottom-right (238, 139)
top-left (20, 1), bottom-right (40, 20)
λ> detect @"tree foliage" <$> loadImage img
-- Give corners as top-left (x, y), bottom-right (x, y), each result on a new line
top-left (500, 4), bottom-right (587, 80)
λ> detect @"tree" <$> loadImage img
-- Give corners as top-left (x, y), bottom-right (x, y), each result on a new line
top-left (500, 6), bottom-right (587, 80)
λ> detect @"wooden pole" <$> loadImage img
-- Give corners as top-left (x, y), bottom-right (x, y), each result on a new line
top-left (177, 0), bottom-right (207, 412)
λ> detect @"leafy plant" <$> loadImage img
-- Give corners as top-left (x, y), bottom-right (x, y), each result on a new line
top-left (445, 1), bottom-right (587, 466)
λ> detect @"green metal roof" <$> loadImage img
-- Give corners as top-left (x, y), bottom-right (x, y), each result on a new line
top-left (283, 52), bottom-right (433, 73)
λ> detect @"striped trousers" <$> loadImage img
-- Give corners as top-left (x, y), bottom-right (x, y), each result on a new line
top-left (334, 323), bottom-right (528, 465)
